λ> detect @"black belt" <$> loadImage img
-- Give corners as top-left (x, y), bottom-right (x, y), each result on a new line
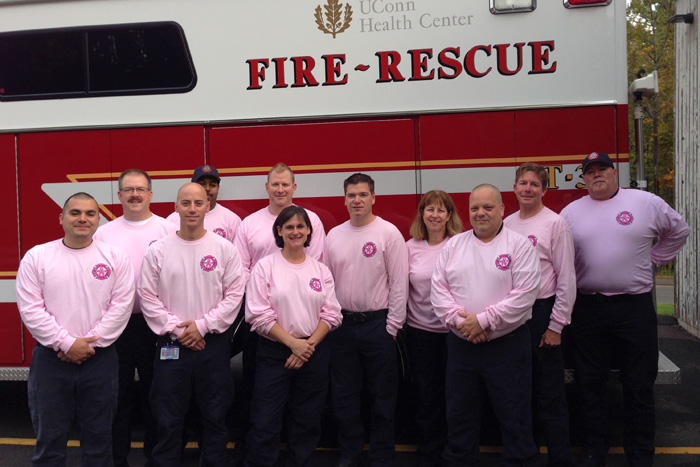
top-left (580, 291), bottom-right (652, 303)
top-left (341, 308), bottom-right (388, 325)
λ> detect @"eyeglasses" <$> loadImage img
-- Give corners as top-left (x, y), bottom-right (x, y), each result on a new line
top-left (120, 187), bottom-right (150, 194)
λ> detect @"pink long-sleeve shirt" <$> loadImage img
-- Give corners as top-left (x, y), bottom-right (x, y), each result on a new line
top-left (406, 238), bottom-right (449, 333)
top-left (245, 251), bottom-right (342, 340)
top-left (16, 239), bottom-right (135, 353)
top-left (234, 206), bottom-right (326, 283)
top-left (504, 207), bottom-right (576, 333)
top-left (323, 217), bottom-right (408, 336)
top-left (94, 214), bottom-right (176, 314)
top-left (167, 203), bottom-right (242, 243)
top-left (431, 227), bottom-right (541, 340)
top-left (139, 231), bottom-right (245, 338)
top-left (560, 188), bottom-right (689, 295)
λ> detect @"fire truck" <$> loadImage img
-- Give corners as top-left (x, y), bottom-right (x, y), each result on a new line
top-left (0, 0), bottom-right (627, 379)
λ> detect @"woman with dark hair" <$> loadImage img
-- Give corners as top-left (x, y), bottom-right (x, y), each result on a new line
top-left (244, 205), bottom-right (342, 467)
top-left (405, 190), bottom-right (463, 467)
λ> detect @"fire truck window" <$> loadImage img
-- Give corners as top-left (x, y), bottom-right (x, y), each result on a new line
top-left (0, 22), bottom-right (196, 101)
top-left (88, 24), bottom-right (195, 93)
top-left (0, 30), bottom-right (85, 98)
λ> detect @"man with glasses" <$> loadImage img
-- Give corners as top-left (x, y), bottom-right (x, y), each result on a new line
top-left (95, 168), bottom-right (176, 467)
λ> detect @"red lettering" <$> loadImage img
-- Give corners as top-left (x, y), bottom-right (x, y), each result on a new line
top-left (529, 41), bottom-right (557, 74)
top-left (322, 54), bottom-right (348, 86)
top-left (272, 57), bottom-right (288, 88)
top-left (437, 47), bottom-right (462, 79)
top-left (291, 56), bottom-right (320, 87)
top-left (408, 48), bottom-right (435, 81)
top-left (464, 45), bottom-right (491, 78)
top-left (375, 51), bottom-right (405, 83)
top-left (247, 58), bottom-right (269, 90)
top-left (494, 43), bottom-right (524, 76)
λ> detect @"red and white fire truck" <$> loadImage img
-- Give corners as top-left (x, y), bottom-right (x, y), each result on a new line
top-left (0, 0), bottom-right (627, 378)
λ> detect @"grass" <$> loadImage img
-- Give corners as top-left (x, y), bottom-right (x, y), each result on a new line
top-left (657, 304), bottom-right (674, 316)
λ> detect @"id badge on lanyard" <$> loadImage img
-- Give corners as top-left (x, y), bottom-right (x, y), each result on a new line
top-left (160, 334), bottom-right (180, 360)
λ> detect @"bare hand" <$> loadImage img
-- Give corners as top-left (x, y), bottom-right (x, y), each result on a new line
top-left (456, 311), bottom-right (488, 343)
top-left (60, 336), bottom-right (98, 364)
top-left (177, 321), bottom-right (206, 351)
top-left (288, 338), bottom-right (314, 362)
top-left (285, 353), bottom-right (306, 370)
top-left (468, 329), bottom-right (491, 344)
top-left (539, 329), bottom-right (561, 348)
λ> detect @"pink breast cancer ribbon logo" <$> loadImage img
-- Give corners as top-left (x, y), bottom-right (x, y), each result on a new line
top-left (616, 211), bottom-right (634, 226)
top-left (200, 255), bottom-right (218, 272)
top-left (362, 242), bottom-right (377, 258)
top-left (495, 254), bottom-right (512, 271)
top-left (92, 263), bottom-right (112, 280)
top-left (213, 228), bottom-right (226, 238)
top-left (309, 278), bottom-right (322, 292)
top-left (528, 235), bottom-right (537, 247)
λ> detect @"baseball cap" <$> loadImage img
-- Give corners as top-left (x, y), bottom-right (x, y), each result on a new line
top-left (581, 152), bottom-right (615, 172)
top-left (192, 165), bottom-right (221, 183)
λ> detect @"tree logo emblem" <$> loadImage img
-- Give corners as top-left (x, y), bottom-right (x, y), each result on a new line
top-left (315, 0), bottom-right (353, 38)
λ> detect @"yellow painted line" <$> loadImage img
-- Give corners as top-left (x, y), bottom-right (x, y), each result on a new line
top-left (64, 153), bottom-right (631, 182)
top-left (0, 438), bottom-right (35, 446)
top-left (654, 447), bottom-right (700, 454)
top-left (0, 272), bottom-right (17, 277)
top-left (1, 438), bottom-right (697, 454)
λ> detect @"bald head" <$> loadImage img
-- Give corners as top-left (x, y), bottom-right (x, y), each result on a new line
top-left (177, 182), bottom-right (207, 202)
top-left (471, 184), bottom-right (502, 205)
top-left (469, 184), bottom-right (504, 243)
top-left (175, 183), bottom-right (209, 239)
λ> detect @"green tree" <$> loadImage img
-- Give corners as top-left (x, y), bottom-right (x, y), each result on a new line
top-left (627, 0), bottom-right (676, 204)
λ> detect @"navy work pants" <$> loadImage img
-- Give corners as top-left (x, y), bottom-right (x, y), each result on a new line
top-left (28, 343), bottom-right (119, 467)
top-left (329, 317), bottom-right (398, 467)
top-left (404, 325), bottom-right (447, 467)
top-left (528, 296), bottom-right (573, 467)
top-left (245, 337), bottom-right (330, 467)
top-left (571, 291), bottom-right (657, 467)
top-left (150, 330), bottom-right (234, 467)
top-left (112, 313), bottom-right (158, 467)
top-left (443, 325), bottom-right (540, 467)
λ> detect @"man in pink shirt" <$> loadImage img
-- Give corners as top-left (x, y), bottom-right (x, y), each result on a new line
top-left (94, 168), bottom-right (176, 467)
top-left (504, 163), bottom-right (576, 467)
top-left (235, 163), bottom-right (325, 281)
top-left (16, 192), bottom-right (135, 465)
top-left (323, 173), bottom-right (408, 467)
top-left (431, 184), bottom-right (541, 467)
top-left (139, 183), bottom-right (245, 466)
top-left (167, 164), bottom-right (242, 242)
top-left (560, 152), bottom-right (689, 467)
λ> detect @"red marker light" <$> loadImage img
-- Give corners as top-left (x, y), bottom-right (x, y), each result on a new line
top-left (565, 0), bottom-right (611, 7)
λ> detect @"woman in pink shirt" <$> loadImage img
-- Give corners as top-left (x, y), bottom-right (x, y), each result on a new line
top-left (245, 205), bottom-right (342, 467)
top-left (405, 190), bottom-right (463, 467)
